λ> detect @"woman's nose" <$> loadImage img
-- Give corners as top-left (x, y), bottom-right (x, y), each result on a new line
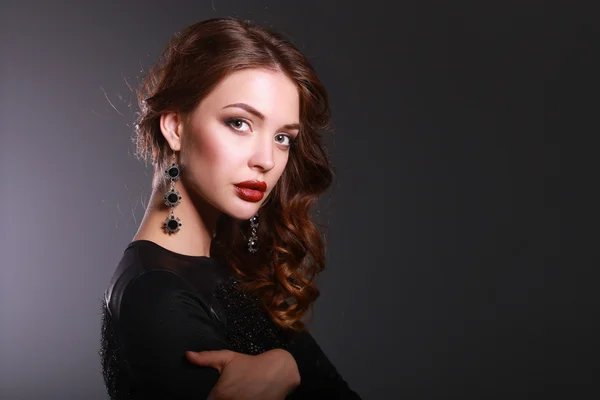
top-left (249, 137), bottom-right (276, 172)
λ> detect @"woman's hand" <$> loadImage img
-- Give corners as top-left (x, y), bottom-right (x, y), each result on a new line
top-left (186, 348), bottom-right (300, 400)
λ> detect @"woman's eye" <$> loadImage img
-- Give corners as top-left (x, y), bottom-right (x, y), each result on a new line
top-left (275, 134), bottom-right (294, 147)
top-left (226, 118), bottom-right (251, 132)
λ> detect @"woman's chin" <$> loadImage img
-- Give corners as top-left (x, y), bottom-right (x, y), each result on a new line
top-left (224, 202), bottom-right (261, 221)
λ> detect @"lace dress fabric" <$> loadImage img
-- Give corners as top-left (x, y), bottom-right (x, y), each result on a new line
top-left (100, 301), bottom-right (130, 400)
top-left (213, 276), bottom-right (290, 355)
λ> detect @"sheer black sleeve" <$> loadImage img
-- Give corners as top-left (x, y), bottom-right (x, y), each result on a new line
top-left (118, 269), bottom-right (230, 399)
top-left (286, 329), bottom-right (362, 399)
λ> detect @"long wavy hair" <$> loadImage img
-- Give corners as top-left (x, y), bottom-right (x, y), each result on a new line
top-left (134, 17), bottom-right (333, 332)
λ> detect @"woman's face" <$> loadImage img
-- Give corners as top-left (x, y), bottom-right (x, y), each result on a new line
top-left (169, 67), bottom-right (300, 221)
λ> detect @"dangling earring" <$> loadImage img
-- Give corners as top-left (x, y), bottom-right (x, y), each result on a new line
top-left (248, 212), bottom-right (259, 253)
top-left (163, 151), bottom-right (182, 234)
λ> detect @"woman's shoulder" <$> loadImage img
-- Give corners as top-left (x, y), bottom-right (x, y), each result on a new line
top-left (105, 240), bottom-right (231, 326)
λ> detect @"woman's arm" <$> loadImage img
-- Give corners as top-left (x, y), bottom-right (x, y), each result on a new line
top-left (117, 269), bottom-right (230, 398)
top-left (117, 269), bottom-right (301, 399)
top-left (285, 330), bottom-right (362, 399)
top-left (186, 348), bottom-right (300, 399)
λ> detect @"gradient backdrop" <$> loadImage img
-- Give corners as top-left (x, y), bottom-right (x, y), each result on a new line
top-left (0, 1), bottom-right (575, 399)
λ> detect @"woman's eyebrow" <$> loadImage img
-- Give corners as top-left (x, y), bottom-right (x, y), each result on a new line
top-left (222, 103), bottom-right (300, 130)
top-left (222, 103), bottom-right (265, 119)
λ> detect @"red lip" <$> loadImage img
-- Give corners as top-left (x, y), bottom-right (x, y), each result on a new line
top-left (234, 180), bottom-right (267, 192)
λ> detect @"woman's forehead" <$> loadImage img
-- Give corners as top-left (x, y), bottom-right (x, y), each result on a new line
top-left (200, 68), bottom-right (300, 120)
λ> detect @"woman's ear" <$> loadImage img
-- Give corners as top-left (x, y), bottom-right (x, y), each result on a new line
top-left (159, 111), bottom-right (183, 151)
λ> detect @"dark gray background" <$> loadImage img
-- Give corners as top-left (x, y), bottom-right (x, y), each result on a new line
top-left (0, 0), bottom-right (583, 399)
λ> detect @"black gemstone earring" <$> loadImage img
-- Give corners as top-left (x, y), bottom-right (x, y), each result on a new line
top-left (163, 151), bottom-right (182, 234)
top-left (248, 212), bottom-right (259, 253)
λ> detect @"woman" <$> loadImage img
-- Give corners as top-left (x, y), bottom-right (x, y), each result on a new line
top-left (100, 17), bottom-right (361, 399)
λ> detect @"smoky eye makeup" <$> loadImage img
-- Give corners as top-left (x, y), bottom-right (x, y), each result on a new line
top-left (224, 117), bottom-right (251, 132)
top-left (223, 116), bottom-right (298, 148)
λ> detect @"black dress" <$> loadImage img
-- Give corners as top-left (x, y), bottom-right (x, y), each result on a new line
top-left (99, 240), bottom-right (361, 399)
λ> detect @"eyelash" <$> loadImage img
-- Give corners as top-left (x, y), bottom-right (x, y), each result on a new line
top-left (224, 117), bottom-right (297, 148)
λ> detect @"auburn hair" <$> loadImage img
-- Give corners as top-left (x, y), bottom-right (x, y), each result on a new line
top-left (134, 17), bottom-right (333, 332)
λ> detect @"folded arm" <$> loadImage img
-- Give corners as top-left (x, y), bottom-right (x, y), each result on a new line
top-left (286, 329), bottom-right (362, 399)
